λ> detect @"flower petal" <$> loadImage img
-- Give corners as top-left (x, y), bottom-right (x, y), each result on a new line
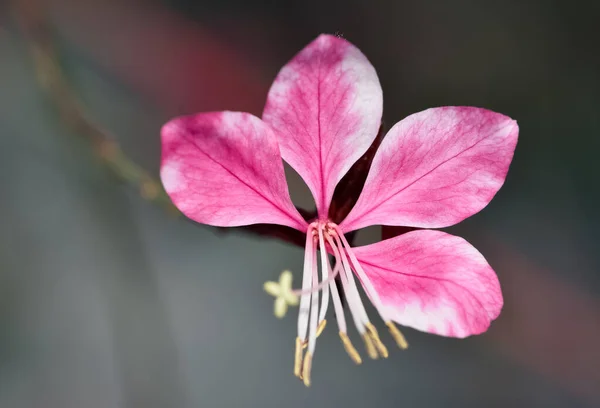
top-left (161, 111), bottom-right (307, 230)
top-left (263, 34), bottom-right (383, 217)
top-left (353, 230), bottom-right (502, 338)
top-left (340, 107), bottom-right (518, 231)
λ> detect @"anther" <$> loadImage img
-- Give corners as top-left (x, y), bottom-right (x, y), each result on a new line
top-left (339, 332), bottom-right (362, 364)
top-left (366, 323), bottom-right (389, 358)
top-left (362, 333), bottom-right (378, 360)
top-left (302, 352), bottom-right (313, 387)
top-left (386, 322), bottom-right (409, 350)
top-left (316, 319), bottom-right (327, 337)
top-left (294, 337), bottom-right (303, 377)
top-left (302, 320), bottom-right (326, 349)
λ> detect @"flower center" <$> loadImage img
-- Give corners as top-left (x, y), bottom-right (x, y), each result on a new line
top-left (288, 220), bottom-right (408, 386)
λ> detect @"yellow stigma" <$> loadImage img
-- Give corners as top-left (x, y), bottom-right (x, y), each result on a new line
top-left (339, 332), bottom-right (362, 364)
top-left (263, 270), bottom-right (299, 318)
top-left (386, 322), bottom-right (409, 350)
top-left (302, 352), bottom-right (313, 387)
top-left (294, 337), bottom-right (303, 378)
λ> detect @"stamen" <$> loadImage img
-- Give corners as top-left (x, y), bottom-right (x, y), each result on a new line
top-left (325, 234), bottom-right (368, 334)
top-left (387, 321), bottom-right (409, 350)
top-left (331, 234), bottom-right (371, 327)
top-left (362, 333), bottom-right (378, 359)
top-left (317, 224), bottom-right (330, 328)
top-left (302, 319), bottom-right (326, 349)
top-left (335, 226), bottom-right (411, 350)
top-left (294, 337), bottom-right (303, 377)
top-left (339, 332), bottom-right (362, 364)
top-left (366, 322), bottom-right (389, 358)
top-left (316, 319), bottom-right (327, 337)
top-left (297, 224), bottom-right (316, 341)
top-left (331, 233), bottom-right (392, 359)
top-left (289, 222), bottom-right (408, 383)
top-left (307, 248), bottom-right (320, 354)
top-left (327, 261), bottom-right (347, 333)
top-left (325, 252), bottom-right (361, 364)
top-left (335, 227), bottom-right (388, 320)
top-left (302, 352), bottom-right (313, 387)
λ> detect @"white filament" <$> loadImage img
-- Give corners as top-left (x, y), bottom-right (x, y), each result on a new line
top-left (296, 222), bottom-right (377, 349)
top-left (335, 227), bottom-right (389, 322)
top-left (327, 260), bottom-right (347, 333)
top-left (317, 225), bottom-right (330, 324)
top-left (307, 248), bottom-right (320, 353)
top-left (297, 224), bottom-right (315, 340)
top-left (326, 234), bottom-right (370, 334)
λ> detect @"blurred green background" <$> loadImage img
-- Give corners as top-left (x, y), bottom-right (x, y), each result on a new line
top-left (1, 0), bottom-right (599, 407)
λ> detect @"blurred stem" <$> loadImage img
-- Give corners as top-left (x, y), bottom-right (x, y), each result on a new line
top-left (13, 0), bottom-right (178, 214)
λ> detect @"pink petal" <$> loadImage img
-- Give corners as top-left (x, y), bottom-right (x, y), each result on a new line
top-left (161, 111), bottom-right (307, 230)
top-left (353, 230), bottom-right (503, 337)
top-left (340, 107), bottom-right (518, 231)
top-left (263, 34), bottom-right (383, 217)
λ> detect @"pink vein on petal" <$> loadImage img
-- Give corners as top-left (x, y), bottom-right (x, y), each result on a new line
top-left (263, 34), bottom-right (383, 217)
top-left (341, 107), bottom-right (519, 232)
top-left (161, 111), bottom-right (307, 230)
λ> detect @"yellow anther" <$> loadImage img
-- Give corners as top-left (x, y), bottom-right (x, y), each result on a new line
top-left (386, 321), bottom-right (409, 350)
top-left (302, 352), bottom-right (313, 387)
top-left (316, 319), bottom-right (327, 337)
top-left (302, 320), bottom-right (327, 349)
top-left (339, 332), bottom-right (362, 364)
top-left (362, 333), bottom-right (378, 360)
top-left (294, 337), bottom-right (303, 378)
top-left (264, 270), bottom-right (299, 318)
top-left (366, 323), bottom-right (388, 358)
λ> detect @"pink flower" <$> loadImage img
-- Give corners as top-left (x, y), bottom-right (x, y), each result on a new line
top-left (160, 34), bottom-right (518, 386)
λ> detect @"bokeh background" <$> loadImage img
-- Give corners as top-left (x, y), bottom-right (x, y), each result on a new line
top-left (1, 0), bottom-right (599, 407)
